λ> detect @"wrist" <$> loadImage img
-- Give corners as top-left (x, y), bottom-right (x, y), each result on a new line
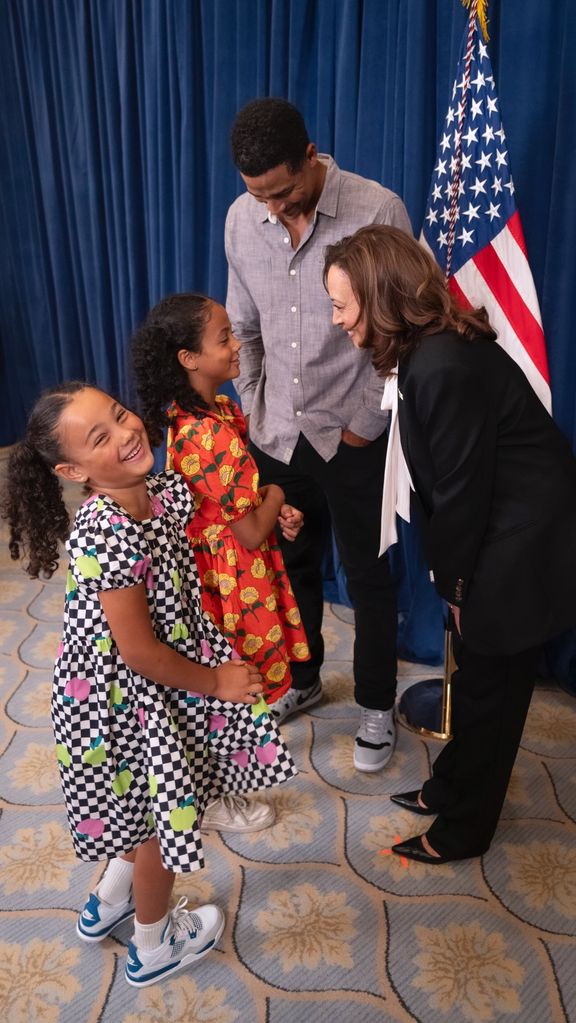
top-left (192, 664), bottom-right (216, 697)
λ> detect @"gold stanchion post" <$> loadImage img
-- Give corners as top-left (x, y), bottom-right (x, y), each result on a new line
top-left (397, 627), bottom-right (454, 741)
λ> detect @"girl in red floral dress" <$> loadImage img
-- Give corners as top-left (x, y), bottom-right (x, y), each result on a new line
top-left (131, 293), bottom-right (310, 704)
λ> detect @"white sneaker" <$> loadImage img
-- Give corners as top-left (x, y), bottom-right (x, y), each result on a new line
top-left (125, 897), bottom-right (225, 988)
top-left (354, 706), bottom-right (396, 772)
top-left (201, 794), bottom-right (275, 833)
top-left (270, 678), bottom-right (323, 725)
top-left (77, 884), bottom-right (135, 942)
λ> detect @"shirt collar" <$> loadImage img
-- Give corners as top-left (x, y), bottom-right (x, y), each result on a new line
top-left (315, 155), bottom-right (339, 219)
top-left (257, 154), bottom-right (339, 224)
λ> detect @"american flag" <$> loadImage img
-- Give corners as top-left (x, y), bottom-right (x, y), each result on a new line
top-left (421, 11), bottom-right (551, 411)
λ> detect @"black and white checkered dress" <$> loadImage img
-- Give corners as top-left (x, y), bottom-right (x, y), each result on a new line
top-left (52, 472), bottom-right (296, 872)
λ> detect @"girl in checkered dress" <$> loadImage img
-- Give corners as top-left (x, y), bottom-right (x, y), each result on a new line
top-left (1, 382), bottom-right (296, 989)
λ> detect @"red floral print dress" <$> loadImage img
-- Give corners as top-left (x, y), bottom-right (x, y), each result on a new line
top-left (166, 396), bottom-right (309, 703)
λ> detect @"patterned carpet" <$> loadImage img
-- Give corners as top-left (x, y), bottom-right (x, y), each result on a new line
top-left (1, 471), bottom-right (576, 1022)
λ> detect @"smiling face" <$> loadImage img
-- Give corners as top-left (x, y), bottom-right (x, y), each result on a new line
top-left (326, 265), bottom-right (367, 348)
top-left (180, 302), bottom-right (241, 393)
top-left (241, 144), bottom-right (325, 222)
top-left (55, 388), bottom-right (154, 496)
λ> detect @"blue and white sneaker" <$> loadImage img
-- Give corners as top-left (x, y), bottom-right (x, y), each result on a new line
top-left (76, 885), bottom-right (135, 943)
top-left (125, 897), bottom-right (225, 988)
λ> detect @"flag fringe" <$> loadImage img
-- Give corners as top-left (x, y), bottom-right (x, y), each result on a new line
top-left (461, 0), bottom-right (490, 41)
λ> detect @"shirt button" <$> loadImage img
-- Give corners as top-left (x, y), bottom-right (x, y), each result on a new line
top-left (289, 269), bottom-right (296, 276)
top-left (291, 342), bottom-right (298, 348)
top-left (291, 305), bottom-right (297, 313)
top-left (283, 236), bottom-right (289, 244)
top-left (296, 410), bottom-right (302, 417)
top-left (293, 377), bottom-right (299, 384)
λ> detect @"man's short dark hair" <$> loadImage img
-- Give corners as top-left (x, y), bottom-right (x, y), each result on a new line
top-left (230, 98), bottom-right (310, 177)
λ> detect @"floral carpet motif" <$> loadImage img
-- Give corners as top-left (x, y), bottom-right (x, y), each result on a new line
top-left (1, 485), bottom-right (576, 1023)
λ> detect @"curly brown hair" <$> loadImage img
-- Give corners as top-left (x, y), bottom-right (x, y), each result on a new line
top-left (323, 225), bottom-right (496, 378)
top-left (130, 293), bottom-right (212, 447)
top-left (0, 382), bottom-right (88, 578)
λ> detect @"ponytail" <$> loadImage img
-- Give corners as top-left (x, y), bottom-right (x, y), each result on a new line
top-left (0, 382), bottom-right (86, 578)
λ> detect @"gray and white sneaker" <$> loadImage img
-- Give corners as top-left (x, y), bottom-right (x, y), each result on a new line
top-left (354, 706), bottom-right (396, 772)
top-left (270, 679), bottom-right (323, 725)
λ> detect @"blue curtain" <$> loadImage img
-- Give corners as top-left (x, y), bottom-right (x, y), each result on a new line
top-left (1, 0), bottom-right (575, 665)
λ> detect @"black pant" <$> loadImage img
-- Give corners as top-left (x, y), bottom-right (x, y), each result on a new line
top-left (251, 433), bottom-right (397, 710)
top-left (422, 633), bottom-right (540, 857)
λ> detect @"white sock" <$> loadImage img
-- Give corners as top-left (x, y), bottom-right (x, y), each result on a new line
top-left (97, 857), bottom-right (134, 905)
top-left (134, 912), bottom-right (170, 951)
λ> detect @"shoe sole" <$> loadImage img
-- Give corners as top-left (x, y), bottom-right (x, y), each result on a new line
top-left (353, 739), bottom-right (396, 773)
top-left (201, 815), bottom-right (275, 834)
top-left (76, 906), bottom-right (135, 943)
top-left (124, 914), bottom-right (226, 988)
top-left (353, 755), bottom-right (394, 773)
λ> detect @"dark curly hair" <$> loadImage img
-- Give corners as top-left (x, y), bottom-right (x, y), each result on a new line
top-left (230, 97), bottom-right (309, 176)
top-left (130, 293), bottom-right (213, 447)
top-left (323, 225), bottom-right (497, 378)
top-left (0, 381), bottom-right (88, 578)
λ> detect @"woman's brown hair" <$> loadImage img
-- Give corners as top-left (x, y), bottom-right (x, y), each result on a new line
top-left (324, 225), bottom-right (496, 378)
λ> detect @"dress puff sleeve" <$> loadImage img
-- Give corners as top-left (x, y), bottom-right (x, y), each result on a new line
top-left (66, 496), bottom-right (154, 595)
top-left (169, 412), bottom-right (260, 525)
top-left (66, 474), bottom-right (192, 597)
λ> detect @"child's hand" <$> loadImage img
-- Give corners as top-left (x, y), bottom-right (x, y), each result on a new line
top-left (277, 503), bottom-right (304, 541)
top-left (212, 661), bottom-right (263, 703)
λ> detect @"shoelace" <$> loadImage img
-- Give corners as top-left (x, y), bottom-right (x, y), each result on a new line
top-left (360, 708), bottom-right (392, 742)
top-left (169, 896), bottom-right (204, 939)
top-left (219, 794), bottom-right (249, 814)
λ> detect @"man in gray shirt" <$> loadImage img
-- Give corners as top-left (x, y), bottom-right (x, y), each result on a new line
top-left (225, 98), bottom-right (412, 772)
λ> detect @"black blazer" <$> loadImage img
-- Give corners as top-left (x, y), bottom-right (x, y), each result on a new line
top-left (398, 331), bottom-right (576, 656)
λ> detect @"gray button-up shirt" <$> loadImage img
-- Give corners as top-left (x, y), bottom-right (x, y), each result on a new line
top-left (225, 155), bottom-right (412, 463)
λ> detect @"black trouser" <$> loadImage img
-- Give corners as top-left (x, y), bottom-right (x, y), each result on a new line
top-left (251, 433), bottom-right (397, 710)
top-left (422, 632), bottom-right (540, 857)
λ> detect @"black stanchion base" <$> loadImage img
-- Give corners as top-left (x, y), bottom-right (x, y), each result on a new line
top-left (398, 678), bottom-right (451, 740)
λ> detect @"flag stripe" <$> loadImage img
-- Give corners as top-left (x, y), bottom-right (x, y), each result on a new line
top-left (490, 222), bottom-right (543, 325)
top-left (453, 259), bottom-right (552, 411)
top-left (472, 241), bottom-right (550, 383)
top-left (506, 210), bottom-right (527, 256)
top-left (447, 275), bottom-right (471, 309)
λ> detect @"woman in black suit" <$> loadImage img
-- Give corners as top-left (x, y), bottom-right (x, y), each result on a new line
top-left (324, 225), bottom-right (576, 864)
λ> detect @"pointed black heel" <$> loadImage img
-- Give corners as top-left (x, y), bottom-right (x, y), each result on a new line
top-left (390, 790), bottom-right (436, 816)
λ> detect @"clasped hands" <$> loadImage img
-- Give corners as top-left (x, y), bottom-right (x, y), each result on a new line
top-left (277, 503), bottom-right (303, 541)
